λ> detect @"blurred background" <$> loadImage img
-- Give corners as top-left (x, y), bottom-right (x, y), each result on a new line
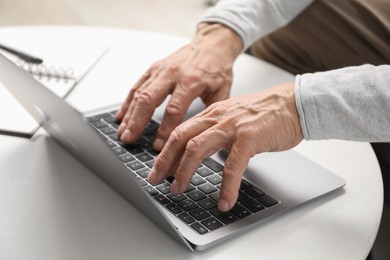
top-left (0, 0), bottom-right (213, 38)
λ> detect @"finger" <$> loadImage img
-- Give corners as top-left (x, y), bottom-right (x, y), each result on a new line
top-left (120, 77), bottom-right (174, 144)
top-left (147, 117), bottom-right (216, 185)
top-left (117, 74), bottom-right (159, 135)
top-left (115, 71), bottom-right (151, 121)
top-left (218, 142), bottom-right (251, 212)
top-left (119, 65), bottom-right (176, 141)
top-left (202, 86), bottom-right (231, 107)
top-left (153, 82), bottom-right (204, 151)
top-left (170, 126), bottom-right (230, 195)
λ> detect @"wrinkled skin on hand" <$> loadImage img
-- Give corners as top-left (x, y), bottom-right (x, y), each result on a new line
top-left (147, 82), bottom-right (303, 212)
top-left (115, 23), bottom-right (243, 151)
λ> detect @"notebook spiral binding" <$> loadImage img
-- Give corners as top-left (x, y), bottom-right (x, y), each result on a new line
top-left (16, 59), bottom-right (75, 83)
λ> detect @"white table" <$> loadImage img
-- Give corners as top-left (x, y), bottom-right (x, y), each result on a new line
top-left (0, 26), bottom-right (383, 260)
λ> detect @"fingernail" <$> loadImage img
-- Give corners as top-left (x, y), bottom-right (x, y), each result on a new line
top-left (118, 122), bottom-right (126, 133)
top-left (153, 138), bottom-right (165, 151)
top-left (148, 168), bottom-right (157, 184)
top-left (171, 180), bottom-right (180, 194)
top-left (121, 129), bottom-right (131, 142)
top-left (218, 199), bottom-right (229, 212)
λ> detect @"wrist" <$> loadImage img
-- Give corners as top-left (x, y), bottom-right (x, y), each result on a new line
top-left (194, 22), bottom-right (243, 60)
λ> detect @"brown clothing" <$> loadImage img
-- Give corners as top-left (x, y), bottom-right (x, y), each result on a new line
top-left (250, 0), bottom-right (390, 74)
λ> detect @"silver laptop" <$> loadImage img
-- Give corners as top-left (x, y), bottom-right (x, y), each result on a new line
top-left (0, 53), bottom-right (346, 251)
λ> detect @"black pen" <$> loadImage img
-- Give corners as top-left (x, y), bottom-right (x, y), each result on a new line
top-left (0, 43), bottom-right (43, 64)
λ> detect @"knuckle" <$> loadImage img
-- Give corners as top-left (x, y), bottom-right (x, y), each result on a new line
top-left (135, 90), bottom-right (154, 106)
top-left (223, 161), bottom-right (240, 178)
top-left (166, 102), bottom-right (182, 116)
top-left (165, 63), bottom-right (179, 74)
top-left (154, 153), bottom-right (169, 170)
top-left (208, 102), bottom-right (229, 116)
top-left (129, 87), bottom-right (137, 96)
top-left (181, 73), bottom-right (202, 86)
top-left (185, 137), bottom-right (203, 154)
top-left (150, 60), bottom-right (163, 71)
top-left (170, 127), bottom-right (186, 143)
top-left (236, 128), bottom-right (252, 140)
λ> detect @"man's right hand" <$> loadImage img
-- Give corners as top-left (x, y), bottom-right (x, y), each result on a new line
top-left (115, 23), bottom-right (243, 151)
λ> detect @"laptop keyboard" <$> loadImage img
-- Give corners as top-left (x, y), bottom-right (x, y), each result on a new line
top-left (87, 110), bottom-right (279, 235)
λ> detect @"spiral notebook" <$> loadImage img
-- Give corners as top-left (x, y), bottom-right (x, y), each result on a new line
top-left (0, 42), bottom-right (109, 137)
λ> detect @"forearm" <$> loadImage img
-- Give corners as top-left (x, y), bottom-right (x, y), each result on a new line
top-left (200, 0), bottom-right (314, 50)
top-left (295, 64), bottom-right (390, 142)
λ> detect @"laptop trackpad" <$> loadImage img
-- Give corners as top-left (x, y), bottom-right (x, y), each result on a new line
top-left (243, 150), bottom-right (345, 206)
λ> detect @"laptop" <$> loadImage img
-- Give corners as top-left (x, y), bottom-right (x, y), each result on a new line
top-left (0, 53), bottom-right (346, 251)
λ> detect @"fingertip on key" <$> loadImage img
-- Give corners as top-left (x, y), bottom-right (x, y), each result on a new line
top-left (117, 122), bottom-right (126, 134)
top-left (121, 129), bottom-right (132, 143)
top-left (148, 168), bottom-right (158, 184)
top-left (153, 138), bottom-right (165, 151)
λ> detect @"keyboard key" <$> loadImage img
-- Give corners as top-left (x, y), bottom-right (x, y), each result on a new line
top-left (257, 194), bottom-right (278, 207)
top-left (109, 133), bottom-right (120, 141)
top-left (136, 168), bottom-right (150, 178)
top-left (165, 176), bottom-right (175, 183)
top-left (156, 183), bottom-right (171, 194)
top-left (191, 222), bottom-right (208, 234)
top-left (166, 203), bottom-right (183, 214)
top-left (198, 198), bottom-right (217, 210)
top-left (101, 127), bottom-right (116, 135)
top-left (135, 177), bottom-right (147, 187)
top-left (145, 160), bottom-right (155, 168)
top-left (154, 194), bottom-right (170, 205)
top-left (240, 179), bottom-right (252, 190)
top-left (240, 198), bottom-right (265, 213)
top-left (103, 115), bottom-right (117, 124)
top-left (202, 158), bottom-right (224, 172)
top-left (135, 137), bottom-right (153, 150)
top-left (87, 113), bottom-right (110, 122)
top-left (198, 183), bottom-right (218, 194)
top-left (196, 167), bottom-right (213, 177)
top-left (144, 185), bottom-right (158, 196)
top-left (118, 153), bottom-right (135, 163)
top-left (245, 188), bottom-right (265, 198)
top-left (191, 175), bottom-right (206, 186)
top-left (184, 184), bottom-right (196, 193)
top-left (206, 174), bottom-right (222, 185)
top-left (167, 193), bottom-right (187, 203)
top-left (237, 191), bottom-right (249, 201)
top-left (126, 161), bottom-right (144, 171)
top-left (148, 120), bottom-right (160, 130)
top-left (230, 204), bottom-right (252, 219)
top-left (189, 208), bottom-right (211, 221)
top-left (178, 212), bottom-right (195, 224)
top-left (112, 146), bottom-right (126, 155)
top-left (201, 217), bottom-right (223, 230)
top-left (209, 208), bottom-right (237, 224)
top-left (124, 144), bottom-right (143, 155)
top-left (105, 140), bottom-right (116, 147)
top-left (178, 199), bottom-right (198, 211)
top-left (187, 190), bottom-right (207, 201)
top-left (136, 152), bottom-right (153, 162)
top-left (92, 120), bottom-right (108, 129)
top-left (146, 149), bottom-right (159, 156)
top-left (209, 191), bottom-right (220, 202)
